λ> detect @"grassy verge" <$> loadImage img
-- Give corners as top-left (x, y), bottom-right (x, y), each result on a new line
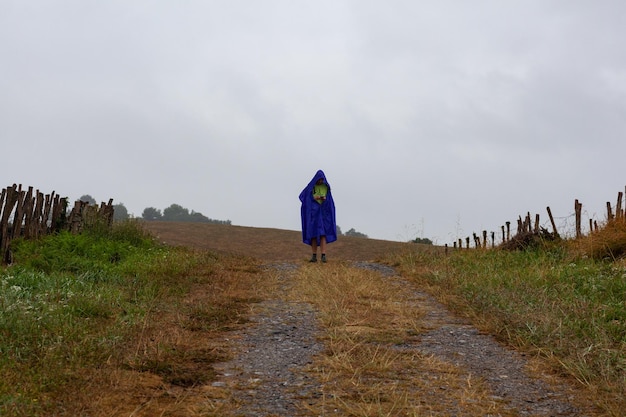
top-left (0, 220), bottom-right (260, 416)
top-left (387, 241), bottom-right (626, 415)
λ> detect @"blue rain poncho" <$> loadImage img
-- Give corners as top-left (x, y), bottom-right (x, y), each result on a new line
top-left (299, 170), bottom-right (337, 245)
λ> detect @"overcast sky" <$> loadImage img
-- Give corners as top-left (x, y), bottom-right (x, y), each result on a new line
top-left (2, 1), bottom-right (625, 243)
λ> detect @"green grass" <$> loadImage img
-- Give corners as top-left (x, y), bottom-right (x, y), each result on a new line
top-left (390, 243), bottom-right (626, 414)
top-left (0, 220), bottom-right (204, 415)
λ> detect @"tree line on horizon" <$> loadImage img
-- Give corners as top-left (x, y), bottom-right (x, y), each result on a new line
top-left (79, 195), bottom-right (231, 225)
top-left (79, 195), bottom-right (430, 242)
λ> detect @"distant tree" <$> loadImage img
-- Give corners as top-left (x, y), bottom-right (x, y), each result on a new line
top-left (189, 211), bottom-right (210, 222)
top-left (142, 207), bottom-right (162, 221)
top-left (345, 228), bottom-right (368, 238)
top-left (79, 194), bottom-right (96, 205)
top-left (113, 203), bottom-right (129, 221)
top-left (162, 204), bottom-right (189, 221)
top-left (336, 225), bottom-right (343, 236)
top-left (145, 203), bottom-right (231, 224)
top-left (411, 237), bottom-right (433, 245)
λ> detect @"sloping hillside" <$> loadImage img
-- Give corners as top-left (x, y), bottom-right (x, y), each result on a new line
top-left (142, 221), bottom-right (437, 261)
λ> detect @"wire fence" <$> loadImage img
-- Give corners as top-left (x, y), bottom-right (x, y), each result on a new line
top-left (447, 187), bottom-right (626, 251)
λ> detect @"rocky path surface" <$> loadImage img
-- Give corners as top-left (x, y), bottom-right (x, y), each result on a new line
top-left (210, 262), bottom-right (591, 416)
top-left (212, 263), bottom-right (324, 416)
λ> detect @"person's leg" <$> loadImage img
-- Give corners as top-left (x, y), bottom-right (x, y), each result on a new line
top-left (310, 238), bottom-right (318, 262)
top-left (320, 236), bottom-right (327, 262)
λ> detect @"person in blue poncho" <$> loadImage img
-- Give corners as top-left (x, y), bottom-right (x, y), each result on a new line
top-left (299, 170), bottom-right (337, 263)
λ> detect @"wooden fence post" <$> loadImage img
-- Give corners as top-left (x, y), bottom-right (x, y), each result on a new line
top-left (10, 185), bottom-right (25, 240)
top-left (546, 206), bottom-right (559, 238)
top-left (21, 186), bottom-right (33, 238)
top-left (1, 185), bottom-right (19, 263)
top-left (575, 199), bottom-right (582, 238)
top-left (41, 192), bottom-right (54, 236)
top-left (51, 195), bottom-right (68, 232)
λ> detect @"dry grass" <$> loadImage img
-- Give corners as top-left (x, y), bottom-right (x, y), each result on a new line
top-left (33, 221), bottom-right (431, 416)
top-left (570, 218), bottom-right (626, 259)
top-left (289, 263), bottom-right (518, 416)
top-left (21, 221), bottom-right (609, 415)
top-left (67, 249), bottom-right (270, 417)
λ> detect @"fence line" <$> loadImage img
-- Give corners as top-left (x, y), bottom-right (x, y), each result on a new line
top-left (446, 186), bottom-right (626, 253)
top-left (0, 184), bottom-right (114, 264)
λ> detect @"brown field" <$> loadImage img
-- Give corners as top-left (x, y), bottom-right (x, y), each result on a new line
top-left (142, 221), bottom-right (439, 262)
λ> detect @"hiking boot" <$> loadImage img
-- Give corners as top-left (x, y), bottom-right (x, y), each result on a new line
top-left (309, 254), bottom-right (317, 262)
top-left (321, 254), bottom-right (327, 263)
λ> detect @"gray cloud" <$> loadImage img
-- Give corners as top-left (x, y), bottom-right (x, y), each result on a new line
top-left (2, 1), bottom-right (625, 243)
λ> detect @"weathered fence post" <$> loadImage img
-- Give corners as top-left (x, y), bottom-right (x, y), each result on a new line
top-left (50, 195), bottom-right (68, 232)
top-left (0, 185), bottom-right (19, 261)
top-left (32, 191), bottom-right (45, 238)
top-left (10, 185), bottom-right (26, 240)
top-left (575, 199), bottom-right (582, 238)
top-left (546, 206), bottom-right (559, 238)
top-left (23, 188), bottom-right (35, 238)
top-left (41, 192), bottom-right (54, 236)
top-left (68, 200), bottom-right (88, 233)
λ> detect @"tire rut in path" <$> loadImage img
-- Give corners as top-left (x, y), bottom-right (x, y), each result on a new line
top-left (356, 261), bottom-right (589, 416)
top-left (212, 263), bottom-right (323, 416)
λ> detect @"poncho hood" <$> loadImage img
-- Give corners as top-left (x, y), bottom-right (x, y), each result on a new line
top-left (299, 170), bottom-right (337, 245)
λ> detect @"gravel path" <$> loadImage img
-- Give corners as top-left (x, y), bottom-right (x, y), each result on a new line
top-left (213, 263), bottom-right (324, 416)
top-left (212, 262), bottom-right (590, 416)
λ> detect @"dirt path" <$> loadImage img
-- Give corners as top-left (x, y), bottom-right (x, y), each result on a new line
top-left (204, 261), bottom-right (592, 416)
top-left (134, 223), bottom-right (598, 416)
top-left (212, 263), bottom-right (324, 416)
